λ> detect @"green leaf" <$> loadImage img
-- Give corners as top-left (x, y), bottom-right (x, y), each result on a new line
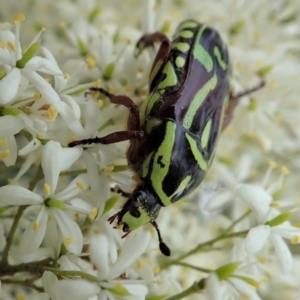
top-left (231, 274), bottom-right (259, 288)
top-left (161, 21), bottom-right (170, 34)
top-left (16, 41), bottom-right (40, 68)
top-left (229, 20), bottom-right (244, 35)
top-left (216, 262), bottom-right (240, 280)
top-left (218, 156), bottom-right (233, 166)
top-left (103, 62), bottom-right (115, 80)
top-left (266, 211), bottom-right (292, 226)
top-left (88, 7), bottom-right (100, 22)
top-left (102, 195), bottom-right (119, 215)
top-left (1, 107), bottom-right (21, 116)
top-left (68, 87), bottom-right (88, 96)
top-left (113, 30), bottom-right (120, 44)
top-left (112, 165), bottom-right (128, 172)
top-left (248, 99), bottom-right (257, 111)
top-left (0, 69), bottom-right (6, 79)
top-left (256, 65), bottom-right (273, 77)
top-left (78, 38), bottom-right (88, 56)
top-left (60, 243), bottom-right (68, 255)
top-left (146, 295), bottom-right (169, 300)
top-left (280, 13), bottom-right (297, 24)
top-left (0, 207), bottom-right (7, 214)
top-left (46, 198), bottom-right (66, 209)
top-left (108, 284), bottom-right (130, 296)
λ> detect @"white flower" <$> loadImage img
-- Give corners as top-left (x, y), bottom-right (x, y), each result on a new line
top-left (0, 141), bottom-right (86, 262)
top-left (42, 271), bottom-right (100, 300)
top-left (236, 184), bottom-right (300, 274)
top-left (206, 272), bottom-right (262, 300)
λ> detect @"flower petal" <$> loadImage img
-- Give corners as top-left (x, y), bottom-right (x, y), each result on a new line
top-left (0, 186), bottom-right (43, 205)
top-left (235, 184), bottom-right (272, 223)
top-left (0, 68), bottom-right (21, 105)
top-left (51, 208), bottom-right (83, 254)
top-left (18, 206), bottom-right (48, 253)
top-left (0, 115), bottom-right (24, 137)
top-left (54, 278), bottom-right (100, 300)
top-left (244, 225), bottom-right (271, 254)
top-left (270, 233), bottom-right (293, 274)
top-left (108, 232), bottom-right (150, 279)
top-left (41, 141), bottom-right (62, 195)
top-left (90, 234), bottom-right (110, 280)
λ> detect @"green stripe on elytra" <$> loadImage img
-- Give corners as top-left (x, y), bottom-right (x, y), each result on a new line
top-left (183, 74), bottom-right (217, 129)
top-left (151, 121), bottom-right (176, 206)
top-left (175, 56), bottom-right (186, 68)
top-left (193, 26), bottom-right (213, 72)
top-left (171, 175), bottom-right (192, 199)
top-left (157, 61), bottom-right (178, 89)
top-left (214, 46), bottom-right (227, 70)
top-left (201, 119), bottom-right (212, 149)
top-left (142, 151), bottom-right (154, 178)
top-left (171, 42), bottom-right (190, 52)
top-left (179, 20), bottom-right (198, 30)
top-left (185, 133), bottom-right (208, 171)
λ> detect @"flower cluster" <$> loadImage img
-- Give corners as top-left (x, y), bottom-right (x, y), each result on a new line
top-left (0, 0), bottom-right (300, 299)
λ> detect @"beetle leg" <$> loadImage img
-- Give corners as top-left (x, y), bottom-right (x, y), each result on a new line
top-left (69, 130), bottom-right (144, 147)
top-left (89, 87), bottom-right (140, 131)
top-left (222, 80), bottom-right (265, 130)
top-left (136, 32), bottom-right (172, 92)
top-left (110, 185), bottom-right (131, 198)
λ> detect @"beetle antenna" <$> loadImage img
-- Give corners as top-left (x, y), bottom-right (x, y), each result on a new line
top-left (150, 221), bottom-right (171, 256)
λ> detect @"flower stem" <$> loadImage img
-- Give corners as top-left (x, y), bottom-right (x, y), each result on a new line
top-left (165, 278), bottom-right (206, 300)
top-left (0, 205), bottom-right (28, 265)
top-left (43, 266), bottom-right (99, 282)
top-left (161, 230), bottom-right (248, 270)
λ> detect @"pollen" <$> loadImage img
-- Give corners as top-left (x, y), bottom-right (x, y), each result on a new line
top-left (268, 160), bottom-right (277, 169)
top-left (151, 2), bottom-right (157, 11)
top-left (136, 258), bottom-right (143, 269)
top-left (33, 92), bottom-right (42, 101)
top-left (76, 181), bottom-right (87, 190)
top-left (125, 85), bottom-right (134, 91)
top-left (94, 78), bottom-right (101, 87)
top-left (0, 149), bottom-right (10, 160)
top-left (74, 213), bottom-right (80, 220)
top-left (32, 221), bottom-right (39, 232)
top-left (0, 41), bottom-right (6, 48)
top-left (153, 266), bottom-right (160, 275)
top-left (254, 30), bottom-right (262, 40)
top-left (14, 13), bottom-right (25, 22)
top-left (7, 42), bottom-right (16, 52)
top-left (47, 105), bottom-right (58, 120)
top-left (0, 139), bottom-right (7, 146)
top-left (35, 132), bottom-right (42, 138)
top-left (269, 202), bottom-right (280, 208)
top-left (60, 21), bottom-right (66, 28)
top-left (171, 9), bottom-right (180, 18)
top-left (258, 256), bottom-right (267, 264)
top-left (291, 235), bottom-right (300, 244)
top-left (44, 183), bottom-right (51, 196)
top-left (89, 207), bottom-right (98, 220)
top-left (64, 237), bottom-right (74, 245)
top-left (86, 56), bottom-right (96, 69)
top-left (16, 293), bottom-right (27, 300)
top-left (93, 228), bottom-right (100, 234)
top-left (115, 282), bottom-right (124, 292)
top-left (104, 165), bottom-right (114, 173)
top-left (281, 165), bottom-right (290, 175)
top-left (236, 61), bottom-right (244, 70)
top-left (98, 100), bottom-right (104, 108)
top-left (64, 73), bottom-right (70, 79)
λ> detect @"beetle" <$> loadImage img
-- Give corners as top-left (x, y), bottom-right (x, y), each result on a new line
top-left (69, 20), bottom-right (264, 256)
